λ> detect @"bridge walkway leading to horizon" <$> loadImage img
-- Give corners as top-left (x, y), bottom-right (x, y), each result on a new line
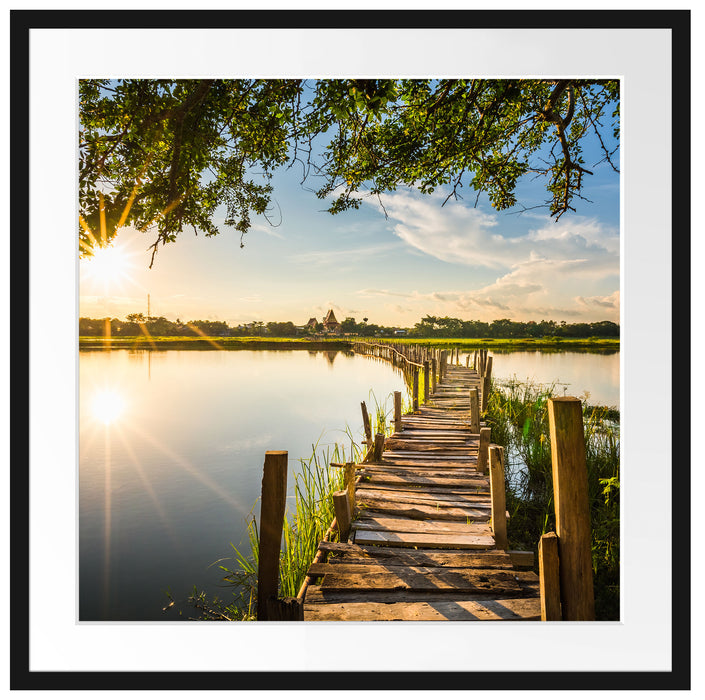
top-left (302, 364), bottom-right (541, 621)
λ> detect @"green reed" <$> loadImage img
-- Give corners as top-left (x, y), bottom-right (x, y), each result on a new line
top-left (186, 427), bottom-right (364, 620)
top-left (484, 376), bottom-right (620, 620)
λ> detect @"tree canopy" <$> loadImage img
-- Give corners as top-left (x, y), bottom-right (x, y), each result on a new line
top-left (79, 78), bottom-right (619, 265)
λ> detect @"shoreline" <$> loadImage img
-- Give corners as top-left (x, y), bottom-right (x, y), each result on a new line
top-left (78, 336), bottom-right (620, 351)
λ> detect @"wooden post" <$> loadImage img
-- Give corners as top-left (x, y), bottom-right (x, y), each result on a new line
top-left (477, 427), bottom-right (491, 475)
top-left (412, 367), bottom-right (419, 412)
top-left (489, 445), bottom-right (508, 550)
top-left (373, 433), bottom-right (385, 462)
top-left (423, 360), bottom-right (430, 404)
top-left (257, 450), bottom-right (288, 621)
top-left (431, 357), bottom-right (437, 394)
top-left (344, 462), bottom-right (356, 513)
top-left (469, 388), bottom-right (480, 434)
top-left (333, 489), bottom-right (352, 542)
top-left (547, 397), bottom-right (595, 621)
top-left (485, 356), bottom-right (493, 383)
top-left (539, 532), bottom-right (562, 621)
top-left (360, 401), bottom-right (372, 450)
top-left (265, 597), bottom-right (303, 621)
top-left (473, 350), bottom-right (477, 371)
top-left (393, 390), bottom-right (402, 433)
top-left (481, 372), bottom-right (491, 413)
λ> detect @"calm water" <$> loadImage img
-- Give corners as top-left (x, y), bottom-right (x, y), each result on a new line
top-left (79, 347), bottom-right (619, 621)
top-left (460, 348), bottom-right (620, 408)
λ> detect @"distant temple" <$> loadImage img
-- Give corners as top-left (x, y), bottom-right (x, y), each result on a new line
top-left (322, 309), bottom-right (341, 334)
top-left (305, 317), bottom-right (318, 330)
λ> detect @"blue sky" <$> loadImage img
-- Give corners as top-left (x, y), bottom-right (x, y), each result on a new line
top-left (79, 95), bottom-right (620, 329)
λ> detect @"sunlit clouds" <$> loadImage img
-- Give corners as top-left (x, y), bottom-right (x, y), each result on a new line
top-left (79, 178), bottom-right (619, 327)
top-left (359, 189), bottom-right (620, 323)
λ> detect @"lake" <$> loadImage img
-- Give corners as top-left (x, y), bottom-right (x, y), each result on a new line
top-left (79, 346), bottom-right (619, 621)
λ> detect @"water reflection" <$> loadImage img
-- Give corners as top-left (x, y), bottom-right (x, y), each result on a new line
top-left (79, 348), bottom-right (410, 621)
top-left (79, 346), bottom-right (619, 620)
top-left (91, 389), bottom-right (126, 425)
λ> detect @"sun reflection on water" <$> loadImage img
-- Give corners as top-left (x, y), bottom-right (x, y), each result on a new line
top-left (91, 389), bottom-right (126, 425)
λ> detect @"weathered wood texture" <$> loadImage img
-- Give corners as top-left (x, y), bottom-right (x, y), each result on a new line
top-left (257, 450), bottom-right (288, 621)
top-left (548, 398), bottom-right (595, 621)
top-left (303, 355), bottom-right (543, 622)
top-left (539, 532), bottom-right (562, 621)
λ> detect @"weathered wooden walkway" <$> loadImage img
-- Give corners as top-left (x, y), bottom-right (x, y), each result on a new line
top-left (302, 362), bottom-right (542, 621)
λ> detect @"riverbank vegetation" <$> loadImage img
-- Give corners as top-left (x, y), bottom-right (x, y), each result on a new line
top-left (484, 377), bottom-right (620, 620)
top-left (183, 395), bottom-right (399, 621)
top-left (80, 314), bottom-right (619, 342)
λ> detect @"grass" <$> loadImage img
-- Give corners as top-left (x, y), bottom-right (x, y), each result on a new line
top-left (484, 376), bottom-right (620, 620)
top-left (80, 335), bottom-right (619, 351)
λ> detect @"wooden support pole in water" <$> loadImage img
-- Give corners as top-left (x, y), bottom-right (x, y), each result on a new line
top-left (477, 427), bottom-right (491, 475)
top-left (361, 401), bottom-right (373, 451)
top-left (257, 450), bottom-right (288, 621)
top-left (548, 397), bottom-right (595, 621)
top-left (393, 391), bottom-right (402, 434)
top-left (423, 360), bottom-right (430, 404)
top-left (373, 433), bottom-right (385, 462)
top-left (412, 368), bottom-right (419, 412)
top-left (469, 388), bottom-right (480, 434)
top-left (489, 445), bottom-right (508, 550)
top-left (539, 532), bottom-right (562, 621)
top-left (431, 357), bottom-right (437, 394)
top-left (333, 489), bottom-right (352, 542)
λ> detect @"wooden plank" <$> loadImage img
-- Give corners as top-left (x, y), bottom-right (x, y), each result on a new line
top-left (357, 501), bottom-right (491, 521)
top-left (304, 582), bottom-right (539, 605)
top-left (382, 451), bottom-right (474, 459)
top-left (304, 597), bottom-right (542, 621)
top-left (317, 541), bottom-right (516, 568)
top-left (353, 529), bottom-right (495, 549)
top-left (353, 515), bottom-right (493, 535)
top-left (508, 550), bottom-right (535, 568)
top-left (357, 480), bottom-right (490, 496)
top-left (356, 488), bottom-right (491, 506)
top-left (316, 565), bottom-right (520, 593)
top-left (361, 466), bottom-right (484, 478)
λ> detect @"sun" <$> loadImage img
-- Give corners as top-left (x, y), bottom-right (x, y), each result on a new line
top-left (82, 244), bottom-right (134, 286)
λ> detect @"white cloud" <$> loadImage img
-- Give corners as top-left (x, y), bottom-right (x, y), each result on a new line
top-left (374, 190), bottom-right (619, 279)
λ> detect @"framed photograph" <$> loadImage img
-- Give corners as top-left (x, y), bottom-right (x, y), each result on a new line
top-left (9, 4), bottom-right (689, 693)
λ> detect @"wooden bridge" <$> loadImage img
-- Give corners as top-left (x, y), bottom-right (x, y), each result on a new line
top-left (301, 353), bottom-right (541, 621)
top-left (256, 342), bottom-right (595, 623)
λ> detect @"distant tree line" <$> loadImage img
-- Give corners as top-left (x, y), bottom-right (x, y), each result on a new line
top-left (408, 316), bottom-right (619, 339)
top-left (79, 313), bottom-right (619, 339)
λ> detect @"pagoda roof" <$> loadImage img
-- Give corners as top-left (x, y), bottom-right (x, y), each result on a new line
top-left (323, 309), bottom-right (339, 325)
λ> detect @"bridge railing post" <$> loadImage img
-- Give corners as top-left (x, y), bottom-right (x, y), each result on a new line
top-left (489, 445), bottom-right (508, 550)
top-left (423, 360), bottom-right (430, 404)
top-left (361, 401), bottom-right (373, 451)
top-left (469, 388), bottom-right (480, 434)
top-left (393, 390), bottom-right (402, 433)
top-left (547, 397), bottom-right (595, 621)
top-left (412, 367), bottom-right (419, 411)
top-left (539, 532), bottom-right (562, 621)
top-left (477, 427), bottom-right (491, 475)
